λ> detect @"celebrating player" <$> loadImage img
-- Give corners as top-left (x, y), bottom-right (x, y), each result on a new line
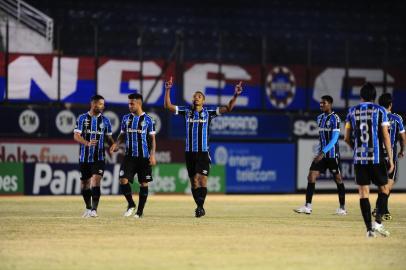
top-left (164, 76), bottom-right (243, 217)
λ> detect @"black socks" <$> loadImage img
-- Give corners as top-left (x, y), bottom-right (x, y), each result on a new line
top-left (137, 186), bottom-right (149, 215)
top-left (336, 183), bottom-right (346, 208)
top-left (91, 186), bottom-right (101, 211)
top-left (196, 187), bottom-right (207, 208)
top-left (306, 183), bottom-right (315, 204)
top-left (360, 198), bottom-right (372, 231)
top-left (120, 183), bottom-right (135, 208)
top-left (82, 188), bottom-right (92, 209)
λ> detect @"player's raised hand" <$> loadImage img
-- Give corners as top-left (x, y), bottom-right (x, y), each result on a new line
top-left (109, 143), bottom-right (118, 154)
top-left (234, 81), bottom-right (243, 96)
top-left (165, 76), bottom-right (173, 89)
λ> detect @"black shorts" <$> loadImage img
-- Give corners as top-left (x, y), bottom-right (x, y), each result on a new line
top-left (309, 157), bottom-right (341, 175)
top-left (354, 163), bottom-right (388, 186)
top-left (79, 161), bottom-right (105, 181)
top-left (185, 152), bottom-right (211, 179)
top-left (119, 156), bottom-right (153, 183)
top-left (385, 159), bottom-right (398, 181)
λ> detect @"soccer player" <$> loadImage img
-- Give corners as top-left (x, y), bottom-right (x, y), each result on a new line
top-left (164, 76), bottom-right (243, 217)
top-left (110, 93), bottom-right (156, 218)
top-left (373, 93), bottom-right (405, 220)
top-left (73, 95), bottom-right (114, 218)
top-left (344, 83), bottom-right (394, 238)
top-left (294, 95), bottom-right (347, 215)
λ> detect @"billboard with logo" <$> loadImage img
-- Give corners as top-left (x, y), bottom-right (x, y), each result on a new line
top-left (23, 163), bottom-right (225, 195)
top-left (0, 106), bottom-right (168, 139)
top-left (297, 139), bottom-right (406, 190)
top-left (210, 143), bottom-right (296, 193)
top-left (0, 138), bottom-right (185, 164)
top-left (170, 113), bottom-right (291, 140)
top-left (2, 53), bottom-right (405, 111)
top-left (0, 162), bottom-right (24, 194)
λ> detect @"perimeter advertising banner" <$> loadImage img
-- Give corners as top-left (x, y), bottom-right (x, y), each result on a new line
top-left (210, 143), bottom-right (296, 193)
top-left (1, 53), bottom-right (405, 111)
top-left (0, 162), bottom-right (24, 194)
top-left (171, 113), bottom-right (291, 140)
top-left (23, 163), bottom-right (225, 195)
top-left (0, 139), bottom-right (185, 164)
top-left (0, 106), bottom-right (168, 138)
top-left (297, 139), bottom-right (406, 190)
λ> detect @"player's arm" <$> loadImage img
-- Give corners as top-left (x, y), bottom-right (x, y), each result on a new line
top-left (149, 134), bottom-right (157, 166)
top-left (398, 130), bottom-right (406, 159)
top-left (105, 135), bottom-right (115, 147)
top-left (382, 125), bottom-right (394, 173)
top-left (344, 122), bottom-right (353, 149)
top-left (164, 76), bottom-right (177, 113)
top-left (109, 132), bottom-right (125, 154)
top-left (314, 131), bottom-right (340, 163)
top-left (218, 81), bottom-right (243, 114)
top-left (74, 132), bottom-right (97, 147)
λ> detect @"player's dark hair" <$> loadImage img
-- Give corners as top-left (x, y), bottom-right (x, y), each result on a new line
top-left (194, 91), bottom-right (205, 99)
top-left (128, 93), bottom-right (143, 102)
top-left (378, 93), bottom-right (392, 109)
top-left (360, 82), bottom-right (376, 102)
top-left (91, 95), bottom-right (104, 102)
top-left (321, 95), bottom-right (333, 104)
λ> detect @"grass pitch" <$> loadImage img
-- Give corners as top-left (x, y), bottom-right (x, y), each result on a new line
top-left (1, 194), bottom-right (406, 270)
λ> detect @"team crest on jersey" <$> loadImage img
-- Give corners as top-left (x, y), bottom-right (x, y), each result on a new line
top-left (99, 123), bottom-right (104, 129)
top-left (141, 121), bottom-right (146, 127)
top-left (201, 111), bottom-right (206, 117)
top-left (119, 170), bottom-right (124, 176)
top-left (266, 66), bottom-right (296, 109)
top-left (84, 119), bottom-right (90, 127)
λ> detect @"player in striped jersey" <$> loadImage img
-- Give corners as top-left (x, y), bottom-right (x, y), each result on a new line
top-left (164, 77), bottom-right (243, 217)
top-left (373, 93), bottom-right (405, 220)
top-left (344, 83), bottom-right (394, 237)
top-left (110, 93), bottom-right (156, 218)
top-left (73, 95), bottom-right (114, 218)
top-left (294, 95), bottom-right (347, 215)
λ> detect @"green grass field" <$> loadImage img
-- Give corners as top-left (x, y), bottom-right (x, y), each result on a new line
top-left (1, 194), bottom-right (406, 270)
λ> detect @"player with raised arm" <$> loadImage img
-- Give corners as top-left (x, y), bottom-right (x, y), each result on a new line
top-left (164, 76), bottom-right (242, 217)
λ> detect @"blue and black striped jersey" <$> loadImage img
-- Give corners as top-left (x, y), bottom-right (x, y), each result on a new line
top-left (176, 106), bottom-right (220, 152)
top-left (386, 113), bottom-right (405, 161)
top-left (317, 112), bottom-right (341, 158)
top-left (346, 102), bottom-right (389, 165)
top-left (120, 112), bottom-right (155, 158)
top-left (74, 112), bottom-right (112, 163)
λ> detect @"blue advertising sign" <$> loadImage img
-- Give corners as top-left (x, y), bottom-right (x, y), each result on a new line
top-left (209, 143), bottom-right (296, 193)
top-left (170, 113), bottom-right (291, 140)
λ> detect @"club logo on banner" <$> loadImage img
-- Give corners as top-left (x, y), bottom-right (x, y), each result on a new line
top-left (56, 110), bottom-right (76, 134)
top-left (19, 109), bottom-right (40, 134)
top-left (266, 66), bottom-right (296, 109)
top-left (103, 111), bottom-right (120, 134)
